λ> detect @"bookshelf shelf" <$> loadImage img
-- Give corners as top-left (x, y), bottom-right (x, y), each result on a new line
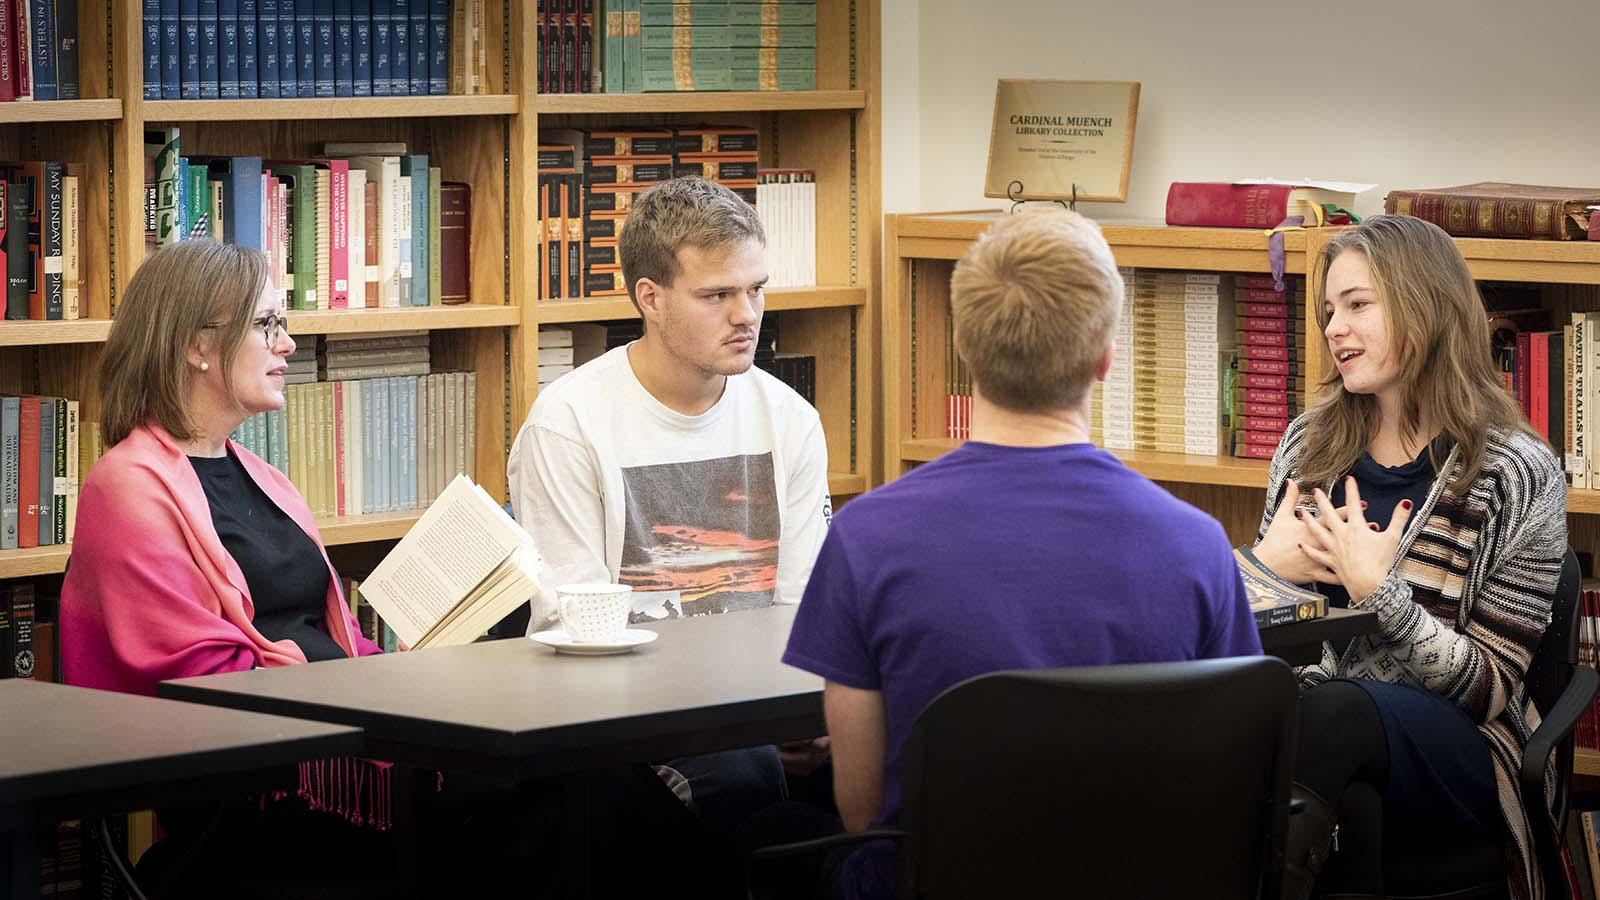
top-left (1454, 238), bottom-right (1600, 285)
top-left (0, 546), bottom-right (74, 580)
top-left (143, 95), bottom-right (520, 122)
top-left (900, 439), bottom-right (1270, 489)
top-left (828, 473), bottom-right (867, 498)
top-left (1568, 490), bottom-right (1600, 516)
top-left (0, 99), bottom-right (122, 124)
top-left (536, 286), bottom-right (867, 324)
top-left (287, 305), bottom-right (522, 335)
top-left (1576, 749), bottom-right (1600, 778)
top-left (0, 319), bottom-right (114, 347)
top-left (536, 90), bottom-right (867, 115)
top-left (315, 510), bottom-right (427, 546)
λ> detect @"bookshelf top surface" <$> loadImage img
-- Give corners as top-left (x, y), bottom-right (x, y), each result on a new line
top-left (537, 90), bottom-right (867, 114)
top-left (0, 99), bottom-right (123, 124)
top-left (143, 95), bottom-right (521, 122)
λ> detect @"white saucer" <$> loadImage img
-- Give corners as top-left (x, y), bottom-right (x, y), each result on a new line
top-left (528, 628), bottom-right (658, 655)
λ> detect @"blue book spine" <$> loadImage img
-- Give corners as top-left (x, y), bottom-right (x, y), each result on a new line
top-left (408, 0), bottom-right (426, 96)
top-left (401, 155), bottom-right (428, 306)
top-left (144, 0), bottom-right (164, 98)
top-left (219, 0), bottom-right (240, 98)
top-left (258, 0), bottom-right (281, 96)
top-left (277, 0), bottom-right (297, 97)
top-left (314, 0), bottom-right (334, 96)
top-left (161, 0), bottom-right (182, 98)
top-left (37, 399), bottom-right (54, 546)
top-left (389, 0), bottom-right (408, 95)
top-left (56, 0), bottom-right (81, 98)
top-left (0, 398), bottom-right (18, 551)
top-left (403, 377), bottom-right (417, 510)
top-left (297, 0), bottom-right (316, 96)
top-left (360, 382), bottom-right (375, 512)
top-left (238, 0), bottom-right (258, 96)
top-left (427, 0), bottom-right (446, 95)
top-left (174, 157), bottom-right (189, 236)
top-left (180, 0), bottom-right (201, 98)
top-left (370, 0), bottom-right (390, 95)
top-left (222, 157), bottom-right (265, 250)
top-left (29, 0), bottom-right (60, 100)
top-left (333, 0), bottom-right (353, 96)
top-left (198, 0), bottom-right (220, 98)
top-left (351, 0), bottom-right (371, 96)
top-left (374, 378), bottom-right (390, 511)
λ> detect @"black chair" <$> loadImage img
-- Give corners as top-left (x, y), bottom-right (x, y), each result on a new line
top-left (753, 656), bottom-right (1298, 900)
top-left (1387, 547), bottom-right (1595, 900)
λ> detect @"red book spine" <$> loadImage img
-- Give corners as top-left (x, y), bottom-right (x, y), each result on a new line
top-left (1243, 317), bottom-right (1288, 333)
top-left (1243, 373), bottom-right (1288, 390)
top-left (1239, 302), bottom-right (1288, 319)
top-left (328, 161), bottom-right (349, 309)
top-left (1236, 275), bottom-right (1290, 291)
top-left (1242, 345), bottom-right (1293, 362)
top-left (1239, 331), bottom-right (1300, 348)
top-left (1234, 442), bottom-right (1277, 460)
top-left (0, 0), bottom-right (14, 102)
top-left (1165, 183), bottom-right (1294, 229)
top-left (1532, 332), bottom-right (1549, 440)
top-left (1241, 416), bottom-right (1289, 433)
top-left (17, 397), bottom-right (38, 549)
top-left (1515, 331), bottom-right (1531, 420)
top-left (1238, 387), bottom-right (1290, 405)
top-left (12, 0), bottom-right (27, 98)
top-left (1243, 429), bottom-right (1284, 446)
top-left (22, 164), bottom-right (43, 319)
top-left (1241, 402), bottom-right (1289, 418)
top-left (1590, 208), bottom-right (1600, 241)
top-left (1237, 287), bottom-right (1294, 303)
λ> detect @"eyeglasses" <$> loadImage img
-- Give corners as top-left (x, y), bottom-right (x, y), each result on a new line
top-left (254, 313), bottom-right (290, 347)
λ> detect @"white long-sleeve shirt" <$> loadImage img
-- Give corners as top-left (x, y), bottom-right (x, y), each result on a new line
top-left (508, 345), bottom-right (832, 632)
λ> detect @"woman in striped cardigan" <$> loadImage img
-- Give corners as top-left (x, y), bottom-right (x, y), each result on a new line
top-left (1250, 216), bottom-right (1568, 900)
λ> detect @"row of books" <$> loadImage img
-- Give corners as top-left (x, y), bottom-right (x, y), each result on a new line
top-left (1224, 276), bottom-right (1306, 460)
top-left (139, 0), bottom-right (492, 100)
top-left (145, 133), bottom-right (472, 310)
top-left (540, 0), bottom-right (820, 94)
top-left (755, 169), bottom-right (815, 288)
top-left (536, 126), bottom-right (764, 301)
top-left (1, 162), bottom-right (85, 321)
top-left (0, 396), bottom-right (86, 551)
top-left (0, 0), bottom-right (81, 101)
top-left (229, 369), bottom-right (478, 519)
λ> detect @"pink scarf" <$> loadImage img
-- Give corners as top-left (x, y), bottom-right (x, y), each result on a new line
top-left (61, 422), bottom-right (373, 695)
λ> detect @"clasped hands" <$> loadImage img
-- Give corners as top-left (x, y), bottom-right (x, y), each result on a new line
top-left (1253, 477), bottom-right (1411, 605)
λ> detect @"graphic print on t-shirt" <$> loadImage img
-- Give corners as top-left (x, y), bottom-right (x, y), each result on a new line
top-left (620, 452), bottom-right (779, 619)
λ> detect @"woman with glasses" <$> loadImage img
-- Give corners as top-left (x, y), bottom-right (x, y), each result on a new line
top-left (58, 239), bottom-right (394, 898)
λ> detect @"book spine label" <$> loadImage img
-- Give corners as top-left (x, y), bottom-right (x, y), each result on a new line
top-left (408, 0), bottom-right (426, 94)
top-left (140, 0), bottom-right (162, 97)
top-left (219, 0), bottom-right (240, 96)
top-left (351, 0), bottom-right (370, 94)
top-left (8, 586), bottom-right (34, 678)
top-left (27, 0), bottom-right (57, 99)
top-left (51, 397), bottom-right (65, 544)
top-left (370, 0), bottom-right (389, 94)
top-left (428, 0), bottom-right (446, 94)
top-left (314, 0), bottom-right (333, 95)
top-left (238, 0), bottom-right (258, 96)
top-left (199, 0), bottom-right (220, 97)
top-left (389, 0), bottom-right (408, 94)
top-left (296, 0), bottom-right (316, 95)
top-left (36, 398), bottom-right (53, 546)
top-left (43, 164), bottom-right (63, 320)
top-left (278, 0), bottom-right (297, 95)
top-left (0, 397), bottom-right (17, 550)
top-left (334, 0), bottom-right (353, 95)
top-left (56, 0), bottom-right (79, 98)
top-left (1165, 182), bottom-right (1291, 229)
top-left (259, 0), bottom-right (281, 95)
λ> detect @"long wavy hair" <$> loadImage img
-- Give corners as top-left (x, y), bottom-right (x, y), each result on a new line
top-left (1297, 215), bottom-right (1531, 492)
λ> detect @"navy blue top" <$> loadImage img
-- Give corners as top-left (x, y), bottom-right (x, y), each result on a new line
top-left (1319, 444), bottom-right (1441, 611)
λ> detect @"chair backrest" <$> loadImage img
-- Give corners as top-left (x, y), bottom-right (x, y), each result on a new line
top-left (1525, 548), bottom-right (1583, 721)
top-left (897, 656), bottom-right (1298, 900)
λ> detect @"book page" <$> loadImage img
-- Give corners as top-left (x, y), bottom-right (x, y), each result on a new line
top-left (358, 474), bottom-right (529, 647)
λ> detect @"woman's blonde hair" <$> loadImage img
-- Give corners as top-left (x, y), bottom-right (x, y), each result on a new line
top-left (1298, 215), bottom-right (1530, 492)
top-left (100, 240), bottom-right (271, 447)
top-left (951, 208), bottom-right (1123, 411)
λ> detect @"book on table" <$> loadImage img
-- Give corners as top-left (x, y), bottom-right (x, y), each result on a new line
top-left (356, 473), bottom-right (541, 650)
top-left (1234, 546), bottom-right (1329, 629)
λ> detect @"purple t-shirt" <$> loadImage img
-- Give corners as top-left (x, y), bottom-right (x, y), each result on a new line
top-left (782, 441), bottom-right (1261, 900)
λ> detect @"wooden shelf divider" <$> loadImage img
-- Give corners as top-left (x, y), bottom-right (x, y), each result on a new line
top-left (0, 99), bottom-right (122, 124)
top-left (143, 95), bottom-right (519, 122)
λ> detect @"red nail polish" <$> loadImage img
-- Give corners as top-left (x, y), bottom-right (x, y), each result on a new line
top-left (1401, 500), bottom-right (1413, 510)
top-left (1369, 523), bottom-right (1380, 531)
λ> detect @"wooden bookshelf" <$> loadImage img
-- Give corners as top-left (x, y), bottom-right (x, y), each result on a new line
top-left (901, 439), bottom-right (1272, 489)
top-left (1575, 749), bottom-right (1600, 779)
top-left (537, 286), bottom-right (867, 324)
top-left (287, 306), bottom-right (522, 335)
top-left (315, 510), bottom-right (429, 546)
top-left (536, 90), bottom-right (867, 115)
top-left (0, 99), bottom-right (123, 124)
top-left (0, 320), bottom-right (116, 347)
top-left (0, 545), bottom-right (75, 581)
top-left (143, 95), bottom-right (520, 122)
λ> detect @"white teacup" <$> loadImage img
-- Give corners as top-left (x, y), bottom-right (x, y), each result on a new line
top-left (556, 583), bottom-right (633, 643)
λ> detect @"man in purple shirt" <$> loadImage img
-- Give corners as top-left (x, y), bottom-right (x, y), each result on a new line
top-left (782, 208), bottom-right (1262, 900)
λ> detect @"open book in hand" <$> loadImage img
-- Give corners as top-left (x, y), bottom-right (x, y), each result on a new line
top-left (1234, 546), bottom-right (1329, 629)
top-left (356, 474), bottom-right (541, 650)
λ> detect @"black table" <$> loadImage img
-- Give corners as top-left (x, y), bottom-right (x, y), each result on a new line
top-left (0, 679), bottom-right (363, 900)
top-left (161, 604), bottom-right (825, 783)
top-left (1258, 607), bottom-right (1379, 666)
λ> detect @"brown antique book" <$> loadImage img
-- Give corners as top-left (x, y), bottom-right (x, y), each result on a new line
top-left (1385, 182), bottom-right (1600, 240)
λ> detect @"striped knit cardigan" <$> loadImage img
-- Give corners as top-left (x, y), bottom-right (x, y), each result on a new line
top-left (1257, 416), bottom-right (1568, 900)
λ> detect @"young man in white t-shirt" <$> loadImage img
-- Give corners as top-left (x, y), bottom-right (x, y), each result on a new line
top-left (508, 176), bottom-right (833, 830)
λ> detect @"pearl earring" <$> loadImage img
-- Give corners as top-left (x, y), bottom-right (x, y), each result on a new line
top-left (200, 361), bottom-right (209, 372)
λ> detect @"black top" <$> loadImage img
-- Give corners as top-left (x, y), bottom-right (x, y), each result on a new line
top-left (188, 450), bottom-right (346, 662)
top-left (1318, 441), bottom-right (1442, 611)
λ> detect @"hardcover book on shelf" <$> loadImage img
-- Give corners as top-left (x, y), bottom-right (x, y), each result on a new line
top-left (1385, 183), bottom-right (1600, 241)
top-left (356, 472), bottom-right (540, 649)
top-left (1166, 180), bottom-right (1368, 229)
top-left (1234, 545), bottom-right (1328, 629)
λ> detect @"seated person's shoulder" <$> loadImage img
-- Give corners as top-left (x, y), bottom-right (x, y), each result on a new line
top-left (526, 350), bottom-right (627, 436)
top-left (1487, 427), bottom-right (1564, 483)
top-left (743, 364), bottom-right (822, 425)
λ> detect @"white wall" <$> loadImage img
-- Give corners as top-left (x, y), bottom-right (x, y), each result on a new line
top-left (890, 0), bottom-right (1600, 220)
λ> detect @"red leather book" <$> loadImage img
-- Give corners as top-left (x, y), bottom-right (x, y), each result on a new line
top-left (0, 0), bottom-right (14, 103)
top-left (439, 182), bottom-right (471, 304)
top-left (1166, 183), bottom-right (1356, 228)
top-left (17, 396), bottom-right (38, 549)
top-left (1589, 206), bottom-right (1600, 241)
top-left (1385, 183), bottom-right (1600, 241)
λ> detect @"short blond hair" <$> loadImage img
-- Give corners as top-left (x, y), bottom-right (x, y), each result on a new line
top-left (619, 177), bottom-right (765, 319)
top-left (951, 209), bottom-right (1123, 411)
top-left (100, 240), bottom-right (270, 447)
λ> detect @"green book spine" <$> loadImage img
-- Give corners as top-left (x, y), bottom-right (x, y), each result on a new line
top-left (641, 2), bottom-right (730, 27)
top-left (267, 164), bottom-right (320, 310)
top-left (728, 2), bottom-right (815, 26)
top-left (642, 47), bottom-right (731, 68)
top-left (642, 25), bottom-right (729, 48)
top-left (603, 0), bottom-right (625, 93)
top-left (728, 23), bottom-right (814, 46)
top-left (730, 45), bottom-right (813, 68)
top-left (624, 0), bottom-right (643, 92)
